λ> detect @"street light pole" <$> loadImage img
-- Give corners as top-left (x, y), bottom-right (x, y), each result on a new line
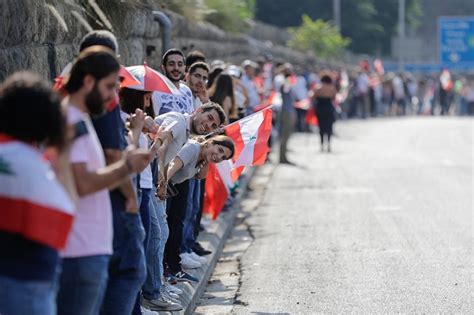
top-left (398, 0), bottom-right (406, 71)
top-left (333, 0), bottom-right (341, 30)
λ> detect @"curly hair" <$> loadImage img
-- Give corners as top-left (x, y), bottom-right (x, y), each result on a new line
top-left (0, 71), bottom-right (65, 149)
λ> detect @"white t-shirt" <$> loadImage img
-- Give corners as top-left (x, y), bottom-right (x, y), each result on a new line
top-left (193, 95), bottom-right (202, 111)
top-left (154, 112), bottom-right (190, 166)
top-left (138, 133), bottom-right (153, 189)
top-left (62, 105), bottom-right (113, 258)
top-left (152, 82), bottom-right (194, 115)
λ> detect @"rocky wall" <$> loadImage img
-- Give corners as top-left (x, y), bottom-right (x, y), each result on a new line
top-left (0, 0), bottom-right (312, 81)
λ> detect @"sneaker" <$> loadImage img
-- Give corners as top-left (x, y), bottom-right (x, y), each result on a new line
top-left (167, 276), bottom-right (178, 285)
top-left (189, 251), bottom-right (207, 264)
top-left (141, 295), bottom-right (182, 312)
top-left (173, 270), bottom-right (199, 283)
top-left (180, 253), bottom-right (201, 269)
top-left (160, 287), bottom-right (180, 301)
top-left (164, 281), bottom-right (183, 295)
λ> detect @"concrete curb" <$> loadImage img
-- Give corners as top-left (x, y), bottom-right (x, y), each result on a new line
top-left (145, 168), bottom-right (257, 315)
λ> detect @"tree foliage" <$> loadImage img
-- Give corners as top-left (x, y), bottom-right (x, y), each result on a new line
top-left (255, 0), bottom-right (423, 55)
top-left (204, 0), bottom-right (255, 32)
top-left (162, 0), bottom-right (255, 33)
top-left (288, 15), bottom-right (351, 59)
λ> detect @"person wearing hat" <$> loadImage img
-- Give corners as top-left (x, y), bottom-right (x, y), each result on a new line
top-left (226, 65), bottom-right (250, 118)
top-left (241, 60), bottom-right (261, 115)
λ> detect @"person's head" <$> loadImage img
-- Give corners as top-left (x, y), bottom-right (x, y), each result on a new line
top-left (185, 50), bottom-right (206, 72)
top-left (0, 71), bottom-right (65, 149)
top-left (201, 135), bottom-right (235, 163)
top-left (241, 60), bottom-right (258, 78)
top-left (321, 74), bottom-right (333, 85)
top-left (79, 30), bottom-right (119, 55)
top-left (226, 65), bottom-right (242, 80)
top-left (187, 62), bottom-right (210, 95)
top-left (207, 65), bottom-right (224, 88)
top-left (161, 48), bottom-right (186, 83)
top-left (64, 46), bottom-right (120, 117)
top-left (191, 102), bottom-right (226, 135)
top-left (209, 73), bottom-right (235, 106)
top-left (119, 87), bottom-right (153, 116)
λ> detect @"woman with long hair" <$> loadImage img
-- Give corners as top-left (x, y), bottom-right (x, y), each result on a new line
top-left (159, 135), bottom-right (235, 199)
top-left (208, 74), bottom-right (237, 123)
top-left (311, 73), bottom-right (337, 152)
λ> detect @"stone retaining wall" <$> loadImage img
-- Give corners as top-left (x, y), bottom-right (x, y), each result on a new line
top-left (0, 0), bottom-right (312, 81)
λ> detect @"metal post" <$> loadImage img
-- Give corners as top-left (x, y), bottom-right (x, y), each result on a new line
top-left (153, 11), bottom-right (172, 55)
top-left (398, 0), bottom-right (406, 71)
top-left (333, 0), bottom-right (341, 30)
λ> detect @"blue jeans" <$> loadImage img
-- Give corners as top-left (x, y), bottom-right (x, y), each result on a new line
top-left (182, 179), bottom-right (201, 253)
top-left (140, 189), bottom-right (162, 301)
top-left (101, 211), bottom-right (146, 315)
top-left (57, 255), bottom-right (110, 315)
top-left (0, 275), bottom-right (56, 315)
top-left (154, 197), bottom-right (169, 284)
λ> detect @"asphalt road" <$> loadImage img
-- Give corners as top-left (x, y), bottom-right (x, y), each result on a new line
top-left (232, 117), bottom-right (473, 314)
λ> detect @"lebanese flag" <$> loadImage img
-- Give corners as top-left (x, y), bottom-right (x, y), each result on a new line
top-left (203, 161), bottom-right (233, 220)
top-left (204, 108), bottom-right (273, 220)
top-left (225, 107), bottom-right (273, 169)
top-left (0, 138), bottom-right (75, 250)
top-left (306, 105), bottom-right (319, 126)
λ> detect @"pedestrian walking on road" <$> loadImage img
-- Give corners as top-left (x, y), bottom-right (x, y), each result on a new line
top-left (311, 74), bottom-right (337, 152)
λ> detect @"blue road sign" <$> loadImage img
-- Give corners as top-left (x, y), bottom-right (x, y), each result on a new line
top-left (439, 16), bottom-right (474, 69)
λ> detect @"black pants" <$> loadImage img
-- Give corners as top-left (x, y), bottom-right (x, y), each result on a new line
top-left (164, 179), bottom-right (189, 273)
top-left (193, 179), bottom-right (206, 240)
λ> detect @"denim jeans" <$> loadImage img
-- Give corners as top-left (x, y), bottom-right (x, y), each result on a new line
top-left (57, 255), bottom-right (110, 315)
top-left (140, 189), bottom-right (162, 301)
top-left (100, 211), bottom-right (146, 315)
top-left (181, 179), bottom-right (201, 253)
top-left (0, 275), bottom-right (56, 315)
top-left (154, 197), bottom-right (169, 283)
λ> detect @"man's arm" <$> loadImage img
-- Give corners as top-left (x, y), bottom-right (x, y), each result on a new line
top-left (72, 148), bottom-right (151, 197)
top-left (155, 133), bottom-right (173, 200)
top-left (166, 157), bottom-right (184, 181)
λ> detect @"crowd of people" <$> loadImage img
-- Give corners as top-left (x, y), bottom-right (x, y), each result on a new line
top-left (2, 26), bottom-right (471, 315)
top-left (0, 28), bottom-right (332, 315)
top-left (334, 64), bottom-right (474, 119)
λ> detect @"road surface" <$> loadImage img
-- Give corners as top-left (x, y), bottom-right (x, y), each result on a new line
top-left (232, 117), bottom-right (472, 313)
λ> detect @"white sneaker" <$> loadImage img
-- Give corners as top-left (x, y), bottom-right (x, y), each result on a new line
top-left (164, 281), bottom-right (183, 295)
top-left (180, 253), bottom-right (201, 269)
top-left (160, 286), bottom-right (180, 301)
top-left (189, 251), bottom-right (207, 264)
top-left (141, 295), bottom-right (182, 312)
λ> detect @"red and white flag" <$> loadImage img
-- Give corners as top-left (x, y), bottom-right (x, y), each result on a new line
top-left (225, 107), bottom-right (273, 169)
top-left (0, 137), bottom-right (75, 249)
top-left (204, 108), bottom-right (273, 219)
top-left (203, 161), bottom-right (234, 220)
